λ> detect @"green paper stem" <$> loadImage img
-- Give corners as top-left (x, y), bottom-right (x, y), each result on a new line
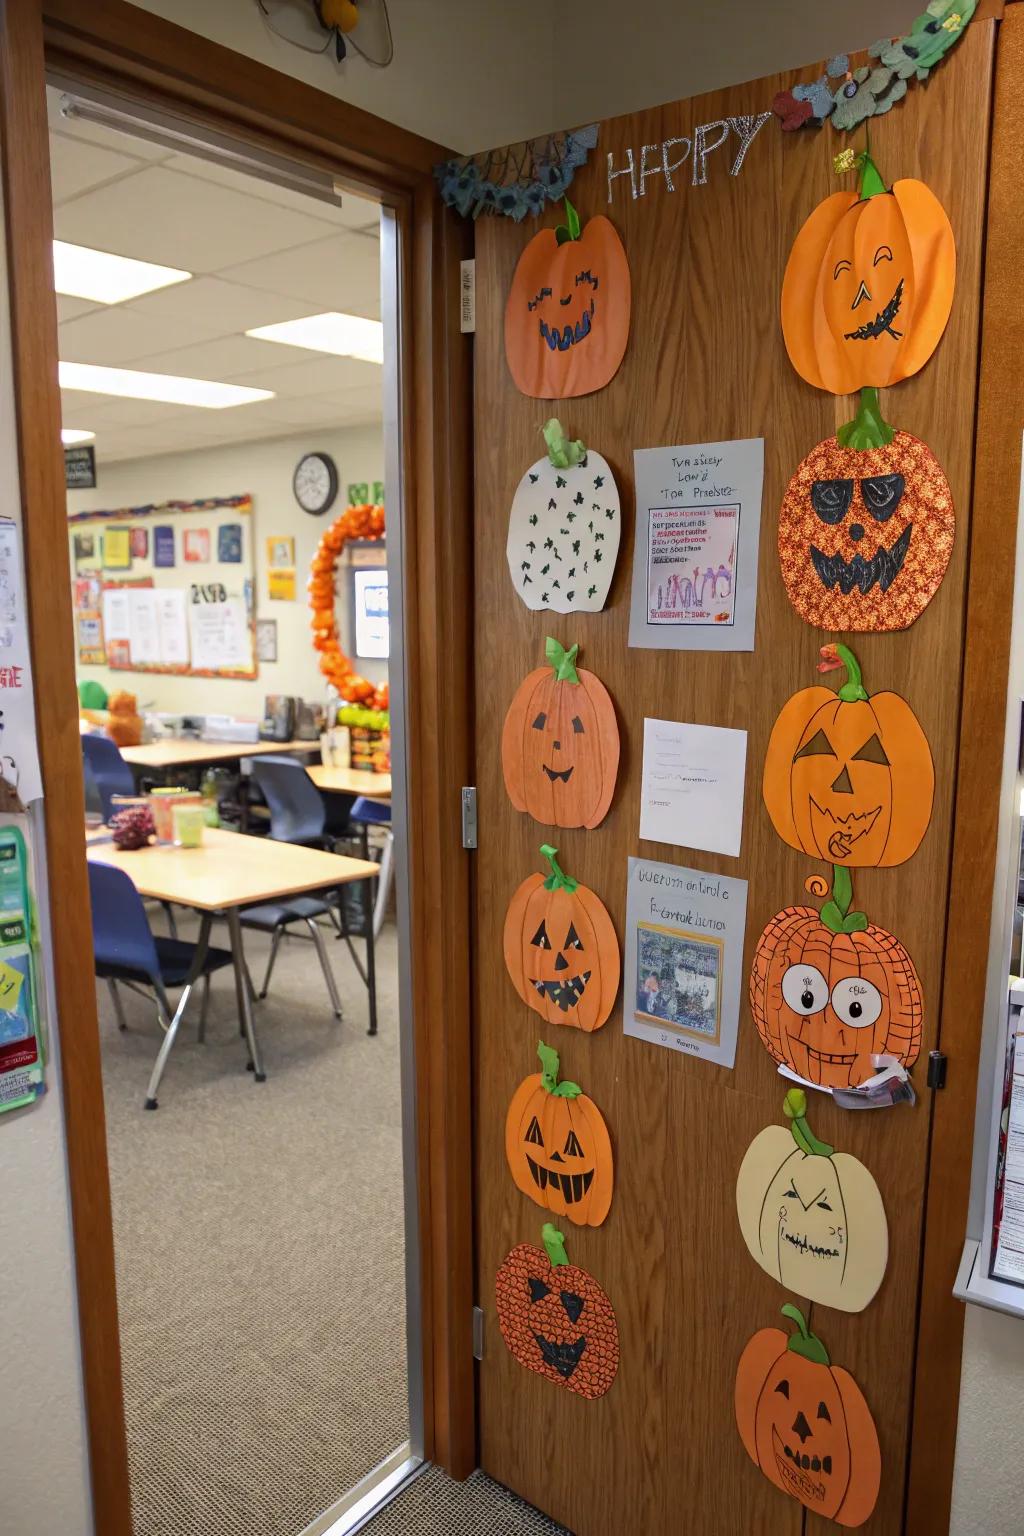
top-left (781, 1303), bottom-right (831, 1367)
top-left (542, 418), bottom-right (587, 470)
top-left (828, 642), bottom-right (868, 704)
top-left (820, 864), bottom-right (869, 936)
top-left (542, 1223), bottom-right (569, 1267)
top-left (783, 1088), bottom-right (835, 1159)
top-left (540, 843), bottom-right (578, 894)
top-left (545, 636), bottom-right (580, 685)
top-left (858, 150), bottom-right (887, 201)
top-left (536, 1039), bottom-right (582, 1099)
top-left (836, 386), bottom-right (896, 451)
top-left (555, 195), bottom-right (582, 246)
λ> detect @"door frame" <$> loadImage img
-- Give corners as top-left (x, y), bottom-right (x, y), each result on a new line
top-left (0, 3), bottom-right (476, 1531)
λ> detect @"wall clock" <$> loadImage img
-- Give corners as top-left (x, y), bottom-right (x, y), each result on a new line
top-left (293, 451), bottom-right (339, 516)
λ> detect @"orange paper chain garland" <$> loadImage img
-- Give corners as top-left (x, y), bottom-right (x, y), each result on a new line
top-left (308, 502), bottom-right (388, 706)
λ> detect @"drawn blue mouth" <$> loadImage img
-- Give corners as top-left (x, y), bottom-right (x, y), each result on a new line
top-left (539, 300), bottom-right (595, 351)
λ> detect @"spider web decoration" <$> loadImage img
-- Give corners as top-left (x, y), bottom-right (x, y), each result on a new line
top-left (435, 124), bottom-right (599, 222)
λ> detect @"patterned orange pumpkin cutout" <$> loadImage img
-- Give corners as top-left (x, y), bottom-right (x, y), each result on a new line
top-left (504, 845), bottom-right (620, 1033)
top-left (781, 152), bottom-right (954, 395)
top-left (505, 1040), bottom-right (613, 1227)
top-left (736, 1304), bottom-right (881, 1527)
top-left (763, 642), bottom-right (933, 868)
top-left (749, 869), bottom-right (923, 1092)
top-left (502, 636), bottom-right (619, 830)
top-left (779, 389), bottom-right (954, 632)
top-left (495, 1223), bottom-right (619, 1399)
top-left (504, 198), bottom-right (631, 399)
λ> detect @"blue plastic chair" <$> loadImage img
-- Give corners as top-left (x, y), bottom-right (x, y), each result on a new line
top-left (250, 755), bottom-right (329, 846)
top-left (350, 795), bottom-right (393, 941)
top-left (88, 861), bottom-right (233, 1109)
top-left (81, 733), bottom-right (135, 823)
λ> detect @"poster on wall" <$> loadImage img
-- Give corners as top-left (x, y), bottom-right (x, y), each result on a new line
top-left (628, 437), bottom-right (764, 651)
top-left (0, 826), bottom-right (45, 1113)
top-left (0, 524), bottom-right (42, 808)
top-left (623, 856), bottom-right (747, 1066)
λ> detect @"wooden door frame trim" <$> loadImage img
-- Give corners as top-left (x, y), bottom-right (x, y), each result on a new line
top-left (9, 3), bottom-right (476, 1530)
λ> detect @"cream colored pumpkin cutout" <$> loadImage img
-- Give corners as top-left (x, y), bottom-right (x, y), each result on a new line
top-left (736, 1089), bottom-right (887, 1313)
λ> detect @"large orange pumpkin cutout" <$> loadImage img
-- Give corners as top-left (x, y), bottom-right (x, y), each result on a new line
top-left (778, 389), bottom-right (954, 633)
top-left (763, 642), bottom-right (933, 868)
top-left (495, 1222), bottom-right (619, 1399)
top-left (505, 1040), bottom-right (613, 1227)
top-left (749, 868), bottom-right (923, 1092)
top-left (502, 636), bottom-right (620, 829)
top-left (736, 1303), bottom-right (881, 1527)
top-left (504, 198), bottom-right (631, 399)
top-left (781, 151), bottom-right (955, 395)
top-left (504, 845), bottom-right (620, 1033)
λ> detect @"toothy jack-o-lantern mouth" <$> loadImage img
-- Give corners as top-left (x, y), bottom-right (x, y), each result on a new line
top-left (808, 799), bottom-right (882, 862)
top-left (531, 272), bottom-right (598, 353)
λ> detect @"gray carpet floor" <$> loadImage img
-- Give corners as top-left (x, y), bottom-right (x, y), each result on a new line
top-left (363, 1468), bottom-right (570, 1535)
top-left (98, 916), bottom-right (408, 1536)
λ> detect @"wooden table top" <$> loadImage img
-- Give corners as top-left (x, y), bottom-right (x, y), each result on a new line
top-left (306, 765), bottom-right (392, 799)
top-left (120, 738), bottom-right (317, 769)
top-left (86, 827), bottom-right (379, 911)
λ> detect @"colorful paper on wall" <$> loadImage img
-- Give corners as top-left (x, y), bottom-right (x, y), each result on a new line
top-left (0, 524), bottom-right (42, 807)
top-left (102, 526), bottom-right (132, 570)
top-left (218, 523), bottom-right (243, 563)
top-left (184, 529), bottom-right (211, 563)
top-left (268, 568), bottom-right (296, 602)
top-left (0, 826), bottom-right (44, 1114)
top-left (153, 526), bottom-right (176, 568)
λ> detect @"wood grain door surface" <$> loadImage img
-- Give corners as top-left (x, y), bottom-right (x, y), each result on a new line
top-left (471, 28), bottom-right (995, 1536)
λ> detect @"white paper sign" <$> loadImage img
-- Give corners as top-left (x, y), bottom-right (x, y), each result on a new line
top-left (629, 437), bottom-right (764, 651)
top-left (639, 717), bottom-right (747, 858)
top-left (623, 856), bottom-right (747, 1067)
top-left (0, 523), bottom-right (42, 806)
top-left (101, 588), bottom-right (131, 642)
top-left (155, 589), bottom-right (189, 667)
top-left (128, 589), bottom-right (160, 666)
top-left (188, 597), bottom-right (251, 671)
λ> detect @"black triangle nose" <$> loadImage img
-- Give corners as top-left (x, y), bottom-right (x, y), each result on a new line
top-left (831, 765), bottom-right (854, 794)
top-left (552, 740), bottom-right (561, 751)
top-left (793, 1411), bottom-right (812, 1444)
top-left (554, 952), bottom-right (569, 971)
top-left (549, 1150), bottom-right (565, 1164)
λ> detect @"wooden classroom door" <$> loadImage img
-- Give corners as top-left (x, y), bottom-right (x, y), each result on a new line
top-left (470, 24), bottom-right (995, 1536)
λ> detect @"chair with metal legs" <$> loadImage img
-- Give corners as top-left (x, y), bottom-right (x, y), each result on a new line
top-left (239, 895), bottom-right (344, 1018)
top-left (348, 795), bottom-right (394, 940)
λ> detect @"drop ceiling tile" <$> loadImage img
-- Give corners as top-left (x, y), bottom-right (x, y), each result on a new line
top-left (230, 353), bottom-right (382, 397)
top-left (159, 152), bottom-right (380, 232)
top-left (53, 164), bottom-right (340, 273)
top-left (58, 304), bottom-right (220, 366)
top-left (63, 395), bottom-right (194, 428)
top-left (128, 333), bottom-right (314, 380)
top-left (124, 277), bottom-right (315, 341)
top-left (49, 132), bottom-right (142, 206)
top-left (219, 232), bottom-right (380, 316)
top-left (56, 294), bottom-right (100, 323)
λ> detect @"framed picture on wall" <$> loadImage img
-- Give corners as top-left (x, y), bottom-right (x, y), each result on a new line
top-left (255, 618), bottom-right (278, 663)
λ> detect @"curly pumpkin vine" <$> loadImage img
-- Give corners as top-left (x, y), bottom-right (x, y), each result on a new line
top-left (308, 501), bottom-right (387, 706)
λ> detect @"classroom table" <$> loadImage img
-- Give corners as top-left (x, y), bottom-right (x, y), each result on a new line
top-left (120, 738), bottom-right (317, 771)
top-left (87, 828), bottom-right (380, 1093)
top-left (306, 765), bottom-right (392, 801)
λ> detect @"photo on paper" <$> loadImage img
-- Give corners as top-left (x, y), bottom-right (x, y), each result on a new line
top-left (646, 505), bottom-right (737, 628)
top-left (635, 922), bottom-right (722, 1045)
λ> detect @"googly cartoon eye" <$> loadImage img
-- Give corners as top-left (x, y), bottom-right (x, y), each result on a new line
top-left (830, 977), bottom-right (883, 1028)
top-left (781, 965), bottom-right (829, 1015)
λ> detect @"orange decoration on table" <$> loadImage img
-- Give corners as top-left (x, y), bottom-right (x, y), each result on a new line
top-left (308, 502), bottom-right (388, 705)
top-left (505, 1040), bottom-right (613, 1227)
top-left (781, 151), bottom-right (955, 395)
top-left (735, 1304), bottom-right (881, 1527)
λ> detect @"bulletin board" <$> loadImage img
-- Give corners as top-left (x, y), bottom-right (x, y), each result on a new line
top-left (68, 494), bottom-right (256, 679)
top-left (470, 22), bottom-right (995, 1536)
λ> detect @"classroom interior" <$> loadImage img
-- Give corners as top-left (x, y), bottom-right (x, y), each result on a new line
top-left (54, 87), bottom-right (411, 1536)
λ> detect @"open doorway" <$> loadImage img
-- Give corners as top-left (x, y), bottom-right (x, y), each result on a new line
top-left (50, 82), bottom-right (420, 1536)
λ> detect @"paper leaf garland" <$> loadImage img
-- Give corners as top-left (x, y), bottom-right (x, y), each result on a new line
top-left (502, 636), bottom-right (620, 829)
top-left (748, 868), bottom-right (924, 1091)
top-left (735, 1304), bottom-right (881, 1527)
top-left (762, 642), bottom-right (934, 868)
top-left (495, 1223), bottom-right (619, 1398)
top-left (779, 390), bottom-right (954, 632)
top-left (504, 198), bottom-right (631, 399)
top-left (736, 1088), bottom-right (889, 1311)
top-left (434, 123), bottom-right (599, 223)
top-left (504, 845), bottom-right (620, 1033)
top-left (505, 1040), bottom-right (614, 1227)
top-left (507, 423), bottom-right (620, 613)
top-left (781, 151), bottom-right (955, 396)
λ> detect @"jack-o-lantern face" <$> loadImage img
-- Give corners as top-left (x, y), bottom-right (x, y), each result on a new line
top-left (495, 1223), bottom-right (619, 1399)
top-left (736, 1089), bottom-right (888, 1311)
top-left (504, 845), bottom-right (620, 1032)
top-left (736, 1305), bottom-right (881, 1527)
top-left (502, 637), bottom-right (619, 829)
top-left (505, 1041), bottom-right (613, 1227)
top-left (781, 153), bottom-right (955, 395)
top-left (779, 409), bottom-right (954, 633)
top-left (763, 642), bottom-right (933, 868)
top-left (505, 199), bottom-right (631, 399)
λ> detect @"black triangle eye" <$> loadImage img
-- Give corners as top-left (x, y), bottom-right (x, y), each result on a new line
top-left (852, 732), bottom-right (890, 765)
top-left (532, 712), bottom-right (547, 730)
top-left (564, 923), bottom-right (584, 950)
top-left (774, 1379), bottom-right (790, 1399)
top-left (571, 715), bottom-right (585, 734)
top-left (531, 921), bottom-right (551, 950)
top-left (794, 728), bottom-right (835, 761)
top-left (817, 1401), bottom-right (832, 1422)
top-left (563, 1129), bottom-right (584, 1157)
top-left (811, 479), bottom-right (854, 524)
top-left (561, 1290), bottom-right (585, 1325)
top-left (525, 1116), bottom-right (544, 1146)
top-left (528, 1277), bottom-right (550, 1303)
top-left (861, 473), bottom-right (905, 521)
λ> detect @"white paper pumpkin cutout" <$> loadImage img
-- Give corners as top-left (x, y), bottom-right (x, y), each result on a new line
top-left (507, 449), bottom-right (620, 614)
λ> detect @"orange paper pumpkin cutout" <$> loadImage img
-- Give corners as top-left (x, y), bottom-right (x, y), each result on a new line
top-left (502, 636), bottom-right (619, 830)
top-left (736, 1304), bottom-right (881, 1528)
top-left (763, 642), bottom-right (933, 868)
top-left (781, 152), bottom-right (955, 396)
top-left (504, 198), bottom-right (631, 399)
top-left (505, 1040), bottom-right (613, 1227)
top-left (495, 1223), bottom-right (619, 1399)
top-left (778, 392), bottom-right (954, 633)
top-left (504, 845), bottom-right (620, 1033)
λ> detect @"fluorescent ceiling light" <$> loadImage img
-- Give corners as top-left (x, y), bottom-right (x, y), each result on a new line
top-left (246, 312), bottom-right (384, 364)
top-left (59, 361), bottom-right (274, 410)
top-left (53, 240), bottom-right (191, 305)
top-left (61, 428), bottom-right (95, 446)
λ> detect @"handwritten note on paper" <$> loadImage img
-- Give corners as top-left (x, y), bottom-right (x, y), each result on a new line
top-left (639, 718), bottom-right (747, 858)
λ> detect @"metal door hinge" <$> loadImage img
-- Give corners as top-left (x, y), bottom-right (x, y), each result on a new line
top-left (927, 1050), bottom-right (948, 1090)
top-left (460, 260), bottom-right (476, 333)
top-left (472, 1305), bottom-right (485, 1360)
top-left (461, 786), bottom-right (478, 849)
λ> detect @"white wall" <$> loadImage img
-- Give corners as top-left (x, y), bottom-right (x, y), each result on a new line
top-left (69, 424), bottom-right (386, 720)
top-left (950, 1305), bottom-right (1024, 1536)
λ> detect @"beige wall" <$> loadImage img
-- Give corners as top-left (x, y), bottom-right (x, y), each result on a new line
top-left (950, 1304), bottom-right (1024, 1536)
